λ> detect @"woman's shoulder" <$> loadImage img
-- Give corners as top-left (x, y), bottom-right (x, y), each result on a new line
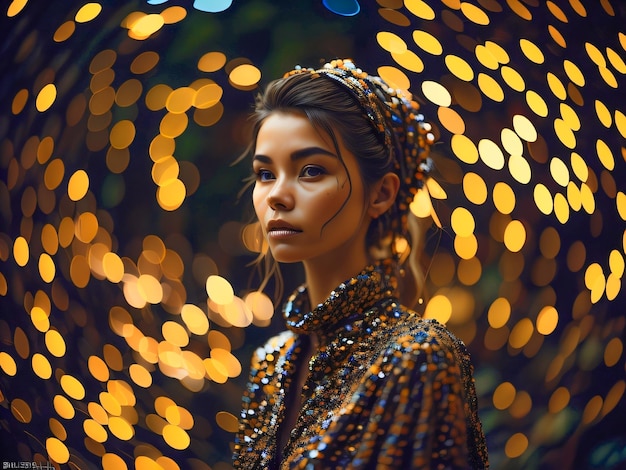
top-left (385, 307), bottom-right (471, 364)
top-left (250, 330), bottom-right (296, 366)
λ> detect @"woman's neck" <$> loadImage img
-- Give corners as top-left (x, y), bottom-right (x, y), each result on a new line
top-left (302, 254), bottom-right (369, 307)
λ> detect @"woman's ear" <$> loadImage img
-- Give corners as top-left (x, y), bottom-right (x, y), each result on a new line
top-left (368, 172), bottom-right (400, 218)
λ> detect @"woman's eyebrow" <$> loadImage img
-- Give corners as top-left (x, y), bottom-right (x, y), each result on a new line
top-left (252, 146), bottom-right (338, 163)
top-left (291, 146), bottom-right (338, 160)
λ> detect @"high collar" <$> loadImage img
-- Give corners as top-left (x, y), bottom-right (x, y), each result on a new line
top-left (283, 260), bottom-right (399, 338)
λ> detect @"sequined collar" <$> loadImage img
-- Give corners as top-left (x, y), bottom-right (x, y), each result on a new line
top-left (283, 260), bottom-right (398, 338)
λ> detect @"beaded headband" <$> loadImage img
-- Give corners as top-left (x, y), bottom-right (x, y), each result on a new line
top-left (284, 59), bottom-right (436, 233)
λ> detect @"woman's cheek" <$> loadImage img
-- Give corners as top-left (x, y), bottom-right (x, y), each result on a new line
top-left (252, 189), bottom-right (267, 218)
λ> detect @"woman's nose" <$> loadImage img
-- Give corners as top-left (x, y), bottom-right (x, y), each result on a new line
top-left (267, 179), bottom-right (294, 211)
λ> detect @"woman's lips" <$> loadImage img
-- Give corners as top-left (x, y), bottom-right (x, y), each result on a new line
top-left (267, 227), bottom-right (302, 238)
top-left (266, 221), bottom-right (302, 238)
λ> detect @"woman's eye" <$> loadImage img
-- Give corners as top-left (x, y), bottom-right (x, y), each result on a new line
top-left (256, 169), bottom-right (274, 181)
top-left (301, 166), bottom-right (325, 178)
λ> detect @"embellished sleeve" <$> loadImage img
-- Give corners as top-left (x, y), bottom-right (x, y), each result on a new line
top-left (317, 320), bottom-right (488, 469)
top-left (233, 344), bottom-right (265, 460)
top-left (383, 322), bottom-right (488, 469)
top-left (233, 331), bottom-right (296, 469)
top-left (396, 328), bottom-right (487, 469)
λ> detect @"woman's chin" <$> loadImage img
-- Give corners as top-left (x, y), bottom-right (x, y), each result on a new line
top-left (268, 246), bottom-right (306, 264)
top-left (270, 253), bottom-right (303, 264)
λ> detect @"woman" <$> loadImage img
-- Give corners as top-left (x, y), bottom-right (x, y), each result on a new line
top-left (233, 59), bottom-right (488, 469)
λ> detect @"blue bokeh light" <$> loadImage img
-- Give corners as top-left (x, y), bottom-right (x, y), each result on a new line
top-left (193, 0), bottom-right (234, 13)
top-left (322, 0), bottom-right (360, 17)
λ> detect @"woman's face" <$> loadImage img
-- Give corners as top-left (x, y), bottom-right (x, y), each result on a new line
top-left (252, 111), bottom-right (373, 269)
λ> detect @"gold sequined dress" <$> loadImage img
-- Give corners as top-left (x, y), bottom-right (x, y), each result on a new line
top-left (233, 262), bottom-right (489, 469)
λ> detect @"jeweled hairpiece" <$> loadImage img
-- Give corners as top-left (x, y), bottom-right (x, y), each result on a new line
top-left (284, 59), bottom-right (437, 227)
